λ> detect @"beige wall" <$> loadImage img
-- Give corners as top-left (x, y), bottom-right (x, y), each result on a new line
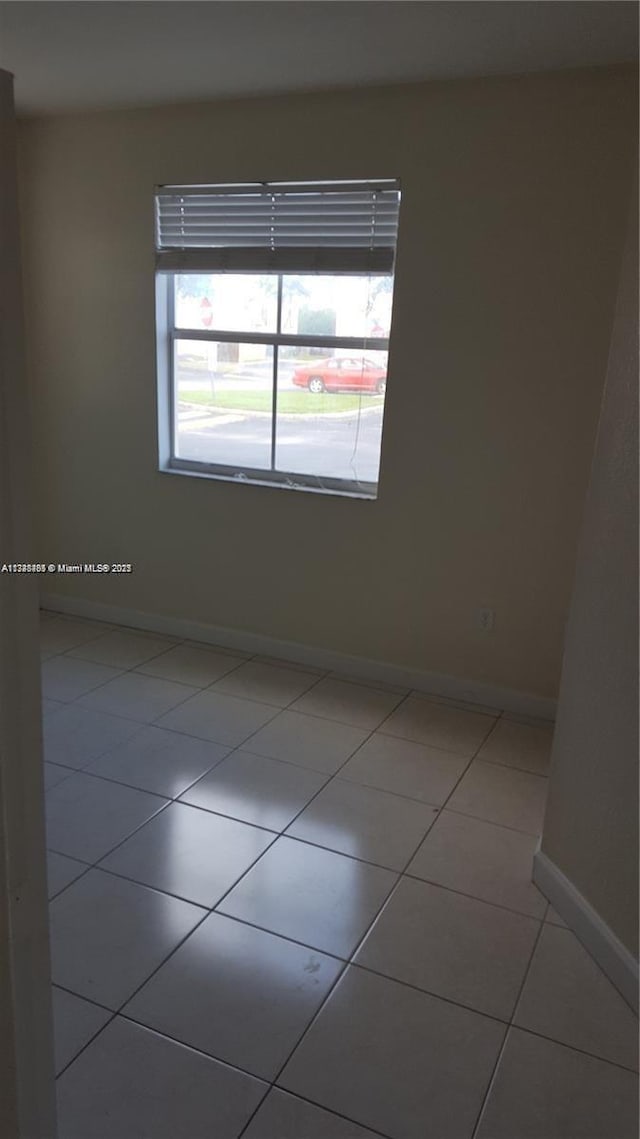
top-left (540, 178), bottom-right (638, 957)
top-left (18, 67), bottom-right (636, 698)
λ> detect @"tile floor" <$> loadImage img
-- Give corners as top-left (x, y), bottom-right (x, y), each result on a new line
top-left (40, 611), bottom-right (639, 1139)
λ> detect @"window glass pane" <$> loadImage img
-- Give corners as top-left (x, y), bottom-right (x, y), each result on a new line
top-left (174, 275), bottom-right (278, 333)
top-left (275, 347), bottom-right (388, 485)
top-left (174, 338), bottom-right (273, 470)
top-left (280, 275), bottom-right (393, 339)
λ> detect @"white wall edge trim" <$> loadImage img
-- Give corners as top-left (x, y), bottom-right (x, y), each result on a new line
top-left (533, 846), bottom-right (639, 1013)
top-left (40, 592), bottom-right (556, 721)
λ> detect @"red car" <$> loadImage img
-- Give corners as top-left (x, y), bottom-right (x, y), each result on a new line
top-left (291, 356), bottom-right (387, 394)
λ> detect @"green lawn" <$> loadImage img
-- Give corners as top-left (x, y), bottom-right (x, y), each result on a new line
top-left (179, 390), bottom-right (384, 415)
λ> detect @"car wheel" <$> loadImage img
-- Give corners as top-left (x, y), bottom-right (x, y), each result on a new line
top-left (376, 379), bottom-right (387, 395)
top-left (308, 376), bottom-right (325, 393)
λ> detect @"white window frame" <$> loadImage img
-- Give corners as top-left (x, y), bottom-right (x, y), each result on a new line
top-left (155, 180), bottom-right (400, 498)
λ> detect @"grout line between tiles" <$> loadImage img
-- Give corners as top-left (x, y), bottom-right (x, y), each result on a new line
top-left (105, 1008), bottom-right (277, 1091)
top-left (47, 863), bottom-right (93, 902)
top-left (275, 827), bottom-right (437, 876)
top-left (346, 959), bottom-right (512, 1027)
top-left (240, 1086), bottom-right (395, 1139)
top-left (475, 754), bottom-right (552, 778)
top-left (47, 767), bottom-right (175, 805)
top-left (236, 1088), bottom-right (383, 1139)
top-left (201, 664), bottom-right (326, 708)
top-left (469, 913), bottom-right (547, 1139)
top-left (443, 804), bottom-right (545, 839)
top-left (510, 1022), bottom-right (640, 1077)
top-left (52, 981), bottom-right (114, 1015)
top-left (337, 707), bottom-right (523, 983)
top-left (46, 793), bottom-right (173, 874)
top-left (374, 700), bottom-right (499, 751)
top-left (230, 696), bottom-right (423, 1123)
top-left (224, 701), bottom-right (423, 1135)
top-left (93, 823), bottom-right (279, 910)
top-left (399, 870), bottom-right (546, 922)
top-left (468, 757), bottom-right (550, 784)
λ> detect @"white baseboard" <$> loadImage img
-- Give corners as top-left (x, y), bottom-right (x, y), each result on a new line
top-left (39, 592), bottom-right (556, 722)
top-left (533, 847), bottom-right (639, 1013)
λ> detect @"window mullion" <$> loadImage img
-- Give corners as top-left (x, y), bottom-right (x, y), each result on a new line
top-left (167, 281), bottom-right (176, 459)
top-left (271, 273), bottom-right (283, 471)
top-left (172, 327), bottom-right (389, 352)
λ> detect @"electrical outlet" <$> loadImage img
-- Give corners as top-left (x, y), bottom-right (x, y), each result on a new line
top-left (478, 607), bottom-right (495, 632)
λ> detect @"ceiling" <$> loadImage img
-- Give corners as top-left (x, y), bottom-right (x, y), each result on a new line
top-left (0, 1), bottom-right (637, 116)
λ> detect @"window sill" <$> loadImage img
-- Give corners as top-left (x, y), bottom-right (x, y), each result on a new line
top-left (158, 461), bottom-right (378, 500)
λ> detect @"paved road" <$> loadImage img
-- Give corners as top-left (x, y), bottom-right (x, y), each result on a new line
top-left (177, 360), bottom-right (294, 393)
top-left (177, 404), bottom-right (384, 483)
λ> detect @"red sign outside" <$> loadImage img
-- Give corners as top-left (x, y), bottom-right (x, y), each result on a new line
top-left (200, 297), bottom-right (213, 328)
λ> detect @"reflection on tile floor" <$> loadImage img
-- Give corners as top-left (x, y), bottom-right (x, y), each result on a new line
top-left (42, 613), bottom-right (638, 1139)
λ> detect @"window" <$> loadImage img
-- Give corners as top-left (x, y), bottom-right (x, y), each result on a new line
top-left (155, 180), bottom-right (400, 498)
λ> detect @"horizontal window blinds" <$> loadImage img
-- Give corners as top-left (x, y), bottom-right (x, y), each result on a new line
top-left (155, 180), bottom-right (400, 273)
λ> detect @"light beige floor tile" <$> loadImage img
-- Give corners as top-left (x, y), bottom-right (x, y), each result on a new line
top-left (279, 966), bottom-right (505, 1139)
top-left (137, 643), bottom-right (246, 687)
top-left (514, 924), bottom-right (638, 1070)
top-left (100, 802), bottom-right (274, 908)
top-left (381, 693), bottom-right (496, 755)
top-left (56, 1017), bottom-right (266, 1139)
top-left (186, 638), bottom-right (251, 660)
top-left (545, 904), bottom-right (567, 927)
top-left (156, 690), bottom-right (278, 746)
top-left (407, 809), bottom-right (547, 918)
top-left (180, 750), bottom-right (328, 831)
top-left (46, 771), bottom-right (168, 862)
top-left (44, 705), bottom-right (143, 769)
top-left (68, 629), bottom-right (176, 669)
top-left (211, 660), bottom-right (320, 706)
top-left (327, 672), bottom-right (409, 696)
top-left (125, 913), bottom-right (342, 1081)
top-left (477, 718), bottom-right (554, 775)
top-left (476, 1028), bottom-right (639, 1139)
top-left (339, 732), bottom-right (468, 805)
top-left (448, 760), bottom-right (548, 835)
top-left (37, 615), bottom-right (633, 1138)
top-left (42, 657), bottom-right (122, 703)
top-left (39, 617), bottom-right (112, 656)
top-left (44, 762), bottom-right (75, 791)
top-left (219, 837), bottom-right (396, 958)
top-left (417, 691), bottom-right (502, 716)
top-left (78, 672), bottom-right (198, 723)
top-left (243, 1089), bottom-right (381, 1139)
top-left (41, 644), bottom-right (63, 662)
top-left (244, 710), bottom-right (368, 774)
top-left (290, 678), bottom-right (404, 730)
top-left (258, 654), bottom-right (325, 675)
top-left (501, 711), bottom-right (556, 728)
top-left (52, 987), bottom-right (111, 1074)
top-left (47, 851), bottom-right (89, 898)
top-left (85, 726), bottom-right (229, 798)
top-left (50, 869), bottom-right (204, 1009)
top-left (42, 698), bottom-right (65, 717)
top-left (287, 779), bottom-right (438, 870)
top-left (356, 876), bottom-right (539, 1020)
